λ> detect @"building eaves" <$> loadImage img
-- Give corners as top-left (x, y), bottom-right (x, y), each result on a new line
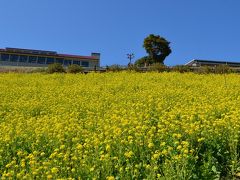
top-left (58, 54), bottom-right (98, 60)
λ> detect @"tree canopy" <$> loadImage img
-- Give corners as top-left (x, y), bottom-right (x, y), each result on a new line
top-left (143, 34), bottom-right (172, 64)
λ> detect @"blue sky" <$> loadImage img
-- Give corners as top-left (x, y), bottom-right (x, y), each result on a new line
top-left (1, 0), bottom-right (240, 66)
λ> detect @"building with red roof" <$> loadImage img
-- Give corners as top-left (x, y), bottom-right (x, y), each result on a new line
top-left (0, 47), bottom-right (100, 69)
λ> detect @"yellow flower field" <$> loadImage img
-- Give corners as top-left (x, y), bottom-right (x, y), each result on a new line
top-left (0, 72), bottom-right (240, 179)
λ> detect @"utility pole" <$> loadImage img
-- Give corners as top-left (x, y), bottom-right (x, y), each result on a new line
top-left (127, 53), bottom-right (134, 65)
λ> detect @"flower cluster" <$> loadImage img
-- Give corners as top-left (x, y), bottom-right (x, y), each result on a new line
top-left (0, 72), bottom-right (239, 179)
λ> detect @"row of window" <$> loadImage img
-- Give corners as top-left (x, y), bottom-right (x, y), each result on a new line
top-left (0, 53), bottom-right (89, 67)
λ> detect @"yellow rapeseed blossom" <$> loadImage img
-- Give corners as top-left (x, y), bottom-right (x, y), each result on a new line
top-left (148, 142), bottom-right (154, 148)
top-left (0, 72), bottom-right (239, 179)
top-left (51, 167), bottom-right (59, 174)
top-left (106, 176), bottom-right (115, 180)
top-left (124, 151), bottom-right (134, 158)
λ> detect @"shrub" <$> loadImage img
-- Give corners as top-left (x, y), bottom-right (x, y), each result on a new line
top-left (47, 63), bottom-right (65, 74)
top-left (134, 56), bottom-right (154, 67)
top-left (106, 64), bottom-right (125, 72)
top-left (171, 65), bottom-right (191, 73)
top-left (148, 63), bottom-right (168, 72)
top-left (67, 64), bottom-right (83, 74)
top-left (198, 66), bottom-right (214, 74)
top-left (214, 65), bottom-right (230, 74)
top-left (30, 67), bottom-right (47, 73)
top-left (123, 64), bottom-right (146, 72)
top-left (126, 64), bottom-right (139, 72)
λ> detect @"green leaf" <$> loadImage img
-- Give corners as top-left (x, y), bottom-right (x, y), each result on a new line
top-left (212, 165), bottom-right (217, 173)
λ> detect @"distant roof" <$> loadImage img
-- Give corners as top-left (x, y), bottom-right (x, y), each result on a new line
top-left (6, 47), bottom-right (57, 55)
top-left (185, 59), bottom-right (240, 66)
top-left (0, 47), bottom-right (99, 60)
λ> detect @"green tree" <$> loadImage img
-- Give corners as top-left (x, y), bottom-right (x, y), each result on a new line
top-left (143, 34), bottom-right (172, 64)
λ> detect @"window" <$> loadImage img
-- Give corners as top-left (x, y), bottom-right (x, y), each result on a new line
top-left (63, 60), bottom-right (72, 66)
top-left (37, 57), bottom-right (46, 64)
top-left (46, 57), bottom-right (55, 64)
top-left (1, 53), bottom-right (10, 61)
top-left (56, 58), bottom-right (64, 64)
top-left (29, 56), bottom-right (37, 63)
top-left (73, 60), bottom-right (81, 65)
top-left (81, 61), bottom-right (89, 67)
top-left (10, 54), bottom-right (19, 62)
top-left (19, 55), bottom-right (28, 62)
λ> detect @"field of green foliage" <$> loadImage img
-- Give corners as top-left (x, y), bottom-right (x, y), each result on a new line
top-left (0, 72), bottom-right (240, 179)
